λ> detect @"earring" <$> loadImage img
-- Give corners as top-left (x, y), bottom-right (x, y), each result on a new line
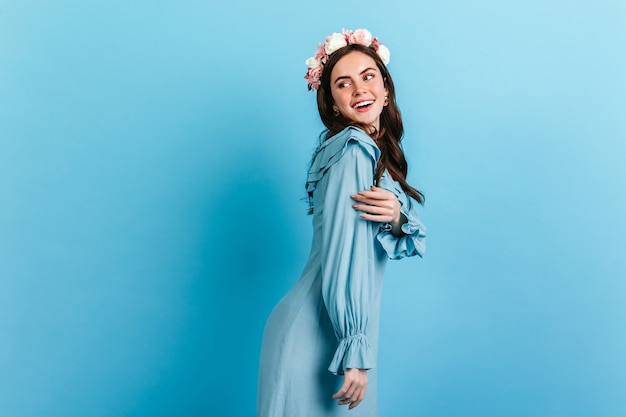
top-left (333, 107), bottom-right (340, 116)
top-left (384, 96), bottom-right (389, 106)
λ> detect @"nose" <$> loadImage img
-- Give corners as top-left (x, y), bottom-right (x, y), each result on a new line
top-left (352, 82), bottom-right (366, 96)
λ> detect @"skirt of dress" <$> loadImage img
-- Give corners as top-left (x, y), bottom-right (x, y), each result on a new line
top-left (256, 262), bottom-right (379, 417)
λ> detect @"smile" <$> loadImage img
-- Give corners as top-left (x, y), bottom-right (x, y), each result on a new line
top-left (352, 100), bottom-right (374, 109)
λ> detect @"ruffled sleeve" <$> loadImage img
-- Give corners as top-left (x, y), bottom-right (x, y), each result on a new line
top-left (306, 127), bottom-right (380, 375)
top-left (376, 172), bottom-right (427, 260)
top-left (306, 127), bottom-right (379, 194)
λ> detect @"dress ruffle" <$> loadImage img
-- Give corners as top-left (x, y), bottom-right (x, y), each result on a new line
top-left (328, 333), bottom-right (375, 375)
top-left (376, 172), bottom-right (427, 260)
top-left (306, 127), bottom-right (380, 194)
top-left (306, 126), bottom-right (426, 260)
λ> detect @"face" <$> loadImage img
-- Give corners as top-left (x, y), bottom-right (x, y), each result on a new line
top-left (329, 51), bottom-right (388, 131)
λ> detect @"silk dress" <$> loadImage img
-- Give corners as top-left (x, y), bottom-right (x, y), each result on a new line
top-left (256, 126), bottom-right (426, 417)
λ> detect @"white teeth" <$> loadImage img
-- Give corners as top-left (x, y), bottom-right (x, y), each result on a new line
top-left (354, 100), bottom-right (374, 108)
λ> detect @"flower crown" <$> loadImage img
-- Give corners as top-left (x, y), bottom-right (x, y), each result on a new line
top-left (304, 28), bottom-right (390, 91)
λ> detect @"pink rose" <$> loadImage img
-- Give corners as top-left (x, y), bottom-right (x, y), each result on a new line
top-left (314, 43), bottom-right (328, 64)
top-left (348, 29), bottom-right (373, 47)
top-left (305, 65), bottom-right (323, 90)
top-left (309, 65), bottom-right (322, 79)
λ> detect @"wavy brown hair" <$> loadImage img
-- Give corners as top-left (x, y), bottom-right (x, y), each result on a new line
top-left (313, 43), bottom-right (424, 206)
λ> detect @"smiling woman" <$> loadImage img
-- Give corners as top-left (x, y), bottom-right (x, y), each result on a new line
top-left (256, 29), bottom-right (427, 417)
top-left (330, 53), bottom-right (388, 130)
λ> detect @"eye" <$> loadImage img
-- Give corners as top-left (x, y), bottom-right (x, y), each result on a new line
top-left (337, 80), bottom-right (351, 88)
top-left (363, 73), bottom-right (375, 81)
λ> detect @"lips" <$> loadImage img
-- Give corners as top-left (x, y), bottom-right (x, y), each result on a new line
top-left (352, 99), bottom-right (375, 111)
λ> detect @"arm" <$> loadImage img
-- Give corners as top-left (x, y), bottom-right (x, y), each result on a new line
top-left (318, 141), bottom-right (377, 372)
top-left (353, 181), bottom-right (426, 260)
top-left (316, 141), bottom-right (378, 408)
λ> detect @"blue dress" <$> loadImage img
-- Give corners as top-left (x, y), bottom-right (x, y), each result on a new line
top-left (257, 127), bottom-right (426, 416)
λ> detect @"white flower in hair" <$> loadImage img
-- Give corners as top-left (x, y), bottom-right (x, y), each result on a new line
top-left (305, 57), bottom-right (321, 69)
top-left (325, 32), bottom-right (348, 55)
top-left (376, 44), bottom-right (391, 65)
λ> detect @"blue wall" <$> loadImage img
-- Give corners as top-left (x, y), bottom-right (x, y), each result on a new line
top-left (1, 1), bottom-right (624, 416)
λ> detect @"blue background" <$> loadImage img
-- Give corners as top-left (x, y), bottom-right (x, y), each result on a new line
top-left (1, 1), bottom-right (625, 416)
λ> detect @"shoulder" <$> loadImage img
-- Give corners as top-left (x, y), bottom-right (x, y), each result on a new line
top-left (321, 126), bottom-right (379, 157)
top-left (306, 127), bottom-right (380, 193)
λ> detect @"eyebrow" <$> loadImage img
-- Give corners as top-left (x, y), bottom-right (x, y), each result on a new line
top-left (333, 67), bottom-right (377, 84)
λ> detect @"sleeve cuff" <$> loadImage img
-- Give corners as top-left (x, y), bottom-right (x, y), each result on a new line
top-left (376, 203), bottom-right (426, 260)
top-left (327, 333), bottom-right (375, 375)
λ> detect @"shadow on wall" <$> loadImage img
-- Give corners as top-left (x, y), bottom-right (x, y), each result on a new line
top-left (116, 80), bottom-right (307, 417)
top-left (200, 102), bottom-right (301, 416)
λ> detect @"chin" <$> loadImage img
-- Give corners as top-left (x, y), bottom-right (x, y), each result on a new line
top-left (356, 117), bottom-right (380, 129)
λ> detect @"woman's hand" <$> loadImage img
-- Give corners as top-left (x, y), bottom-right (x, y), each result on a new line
top-left (351, 186), bottom-right (406, 235)
top-left (332, 368), bottom-right (368, 409)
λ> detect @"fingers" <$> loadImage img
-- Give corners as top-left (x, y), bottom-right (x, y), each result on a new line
top-left (339, 384), bottom-right (366, 409)
top-left (353, 203), bottom-right (390, 215)
top-left (350, 385), bottom-right (366, 409)
top-left (351, 187), bottom-right (398, 210)
top-left (332, 369), bottom-right (368, 409)
top-left (333, 383), bottom-right (364, 408)
top-left (351, 185), bottom-right (395, 202)
top-left (352, 199), bottom-right (395, 211)
top-left (351, 186), bottom-right (401, 224)
top-left (338, 388), bottom-right (365, 409)
top-left (354, 207), bottom-right (395, 223)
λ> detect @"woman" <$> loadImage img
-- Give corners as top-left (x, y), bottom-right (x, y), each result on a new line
top-left (257, 29), bottom-right (426, 416)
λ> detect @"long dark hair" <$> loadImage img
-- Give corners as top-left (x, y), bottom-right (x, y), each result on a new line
top-left (313, 43), bottom-right (424, 205)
